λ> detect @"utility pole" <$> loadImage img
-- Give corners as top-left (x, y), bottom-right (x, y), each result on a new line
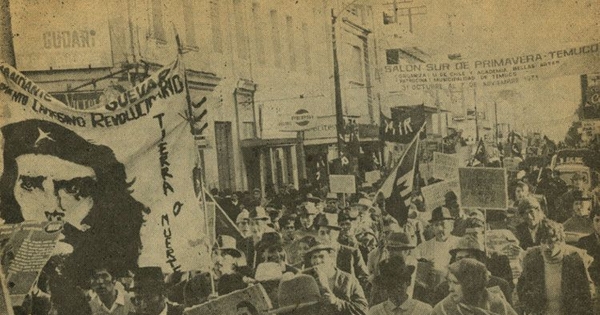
top-left (332, 9), bottom-right (345, 158)
top-left (494, 101), bottom-right (499, 146)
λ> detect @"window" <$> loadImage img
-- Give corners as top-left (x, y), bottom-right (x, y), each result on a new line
top-left (182, 0), bottom-right (197, 47)
top-left (350, 45), bottom-right (364, 83)
top-left (302, 23), bottom-right (311, 74)
top-left (210, 1), bottom-right (222, 53)
top-left (252, 3), bottom-right (265, 64)
top-left (270, 10), bottom-right (282, 67)
top-left (386, 49), bottom-right (399, 64)
top-left (151, 0), bottom-right (166, 41)
top-left (286, 16), bottom-right (296, 70)
top-left (233, 0), bottom-right (248, 59)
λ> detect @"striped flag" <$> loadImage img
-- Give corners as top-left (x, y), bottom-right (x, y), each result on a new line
top-left (378, 124), bottom-right (423, 225)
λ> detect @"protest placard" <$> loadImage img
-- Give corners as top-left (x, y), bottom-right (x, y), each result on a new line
top-left (0, 221), bottom-right (62, 306)
top-left (432, 152), bottom-right (459, 180)
top-left (459, 167), bottom-right (508, 209)
top-left (364, 170), bottom-right (381, 185)
top-left (329, 175), bottom-right (356, 194)
top-left (184, 284), bottom-right (272, 315)
top-left (421, 180), bottom-right (460, 210)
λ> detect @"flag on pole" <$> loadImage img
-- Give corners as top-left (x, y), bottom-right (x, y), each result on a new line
top-left (377, 123), bottom-right (424, 225)
top-left (472, 139), bottom-right (488, 166)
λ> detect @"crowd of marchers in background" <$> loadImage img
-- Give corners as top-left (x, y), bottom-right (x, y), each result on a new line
top-left (15, 165), bottom-right (600, 315)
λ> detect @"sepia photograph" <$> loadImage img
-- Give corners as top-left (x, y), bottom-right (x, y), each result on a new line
top-left (0, 0), bottom-right (598, 314)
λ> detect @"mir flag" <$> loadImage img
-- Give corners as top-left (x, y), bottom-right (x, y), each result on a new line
top-left (377, 125), bottom-right (423, 225)
top-left (0, 60), bottom-right (210, 274)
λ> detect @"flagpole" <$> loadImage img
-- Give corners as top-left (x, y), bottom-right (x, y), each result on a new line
top-left (175, 32), bottom-right (216, 296)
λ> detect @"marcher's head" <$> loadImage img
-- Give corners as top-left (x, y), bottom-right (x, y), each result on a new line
top-left (236, 209), bottom-right (251, 238)
top-left (213, 235), bottom-right (243, 277)
top-left (337, 212), bottom-right (356, 236)
top-left (279, 214), bottom-right (297, 239)
top-left (537, 218), bottom-right (566, 260)
top-left (514, 181), bottom-right (530, 201)
top-left (249, 206), bottom-right (270, 237)
top-left (385, 231), bottom-right (415, 259)
top-left (0, 119), bottom-right (146, 287)
top-left (446, 258), bottom-right (489, 305)
top-left (572, 190), bottom-right (593, 217)
top-left (375, 256), bottom-right (414, 299)
top-left (131, 267), bottom-right (167, 315)
top-left (429, 207), bottom-right (455, 241)
top-left (90, 267), bottom-right (117, 300)
top-left (356, 229), bottom-right (378, 253)
top-left (314, 213), bottom-right (341, 243)
top-left (518, 196), bottom-right (544, 228)
top-left (449, 236), bottom-right (486, 263)
top-left (253, 188), bottom-right (262, 200)
top-left (299, 203), bottom-right (318, 230)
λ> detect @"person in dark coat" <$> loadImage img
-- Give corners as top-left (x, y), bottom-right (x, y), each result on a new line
top-left (129, 267), bottom-right (184, 315)
top-left (576, 204), bottom-right (600, 313)
top-left (514, 196), bottom-right (546, 250)
top-left (517, 218), bottom-right (593, 315)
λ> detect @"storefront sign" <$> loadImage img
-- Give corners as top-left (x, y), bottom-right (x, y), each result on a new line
top-left (10, 0), bottom-right (113, 71)
top-left (581, 73), bottom-right (600, 119)
top-left (459, 167), bottom-right (508, 209)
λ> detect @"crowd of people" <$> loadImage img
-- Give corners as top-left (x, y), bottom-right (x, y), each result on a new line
top-left (5, 147), bottom-right (600, 314)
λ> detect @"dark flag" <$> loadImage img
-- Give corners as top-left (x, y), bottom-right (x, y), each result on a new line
top-left (471, 139), bottom-right (488, 166)
top-left (377, 124), bottom-right (423, 225)
top-left (380, 105), bottom-right (426, 143)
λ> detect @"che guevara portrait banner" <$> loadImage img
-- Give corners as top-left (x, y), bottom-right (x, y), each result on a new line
top-left (0, 59), bottom-right (210, 273)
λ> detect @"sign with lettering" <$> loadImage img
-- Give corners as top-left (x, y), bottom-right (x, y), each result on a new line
top-left (432, 152), bottom-right (459, 180)
top-left (381, 42), bottom-right (600, 93)
top-left (10, 0), bottom-right (113, 71)
top-left (421, 180), bottom-right (460, 210)
top-left (0, 60), bottom-right (210, 274)
top-left (329, 175), bottom-right (356, 194)
top-left (582, 73), bottom-right (600, 119)
top-left (459, 167), bottom-right (508, 209)
top-left (184, 284), bottom-right (272, 315)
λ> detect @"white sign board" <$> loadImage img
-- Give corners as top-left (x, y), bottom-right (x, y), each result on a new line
top-left (10, 0), bottom-right (113, 71)
top-left (421, 180), bottom-right (460, 210)
top-left (364, 170), bottom-right (381, 184)
top-left (329, 175), bottom-right (356, 194)
top-left (261, 103), bottom-right (317, 133)
top-left (433, 152), bottom-right (459, 180)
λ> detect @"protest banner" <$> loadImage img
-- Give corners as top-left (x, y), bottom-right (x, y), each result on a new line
top-left (459, 167), bottom-right (508, 209)
top-left (184, 284), bottom-right (272, 315)
top-left (329, 175), bottom-right (356, 194)
top-left (432, 152), bottom-right (459, 180)
top-left (0, 60), bottom-right (210, 273)
top-left (0, 221), bottom-right (62, 306)
top-left (421, 180), bottom-right (460, 210)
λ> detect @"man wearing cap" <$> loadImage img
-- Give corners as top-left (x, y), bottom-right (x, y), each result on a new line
top-left (325, 193), bottom-right (340, 214)
top-left (236, 209), bottom-right (252, 239)
top-left (314, 213), bottom-right (370, 293)
top-left (514, 196), bottom-right (546, 250)
top-left (129, 267), bottom-right (184, 315)
top-left (368, 256), bottom-right (432, 315)
top-left (338, 211), bottom-right (359, 248)
top-left (563, 190), bottom-right (595, 240)
top-left (367, 232), bottom-right (418, 306)
top-left (303, 238), bottom-right (368, 315)
top-left (414, 206), bottom-right (459, 275)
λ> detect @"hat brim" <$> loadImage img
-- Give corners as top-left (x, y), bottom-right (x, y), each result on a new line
top-left (428, 217), bottom-right (455, 223)
top-left (268, 300), bottom-right (320, 314)
top-left (304, 245), bottom-right (335, 258)
top-left (386, 244), bottom-right (415, 250)
top-left (131, 281), bottom-right (165, 293)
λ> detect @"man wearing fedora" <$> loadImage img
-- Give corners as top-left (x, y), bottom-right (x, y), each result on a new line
top-left (314, 213), bottom-right (370, 293)
top-left (368, 256), bottom-right (432, 315)
top-left (240, 206), bottom-right (274, 269)
top-left (129, 267), bottom-right (184, 315)
top-left (295, 202), bottom-right (320, 239)
top-left (303, 238), bottom-right (368, 315)
top-left (367, 232), bottom-right (417, 306)
top-left (414, 206), bottom-right (459, 279)
top-left (268, 274), bottom-right (326, 315)
top-left (212, 235), bottom-right (248, 296)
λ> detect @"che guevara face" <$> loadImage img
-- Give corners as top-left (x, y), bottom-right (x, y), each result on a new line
top-left (13, 154), bottom-right (97, 230)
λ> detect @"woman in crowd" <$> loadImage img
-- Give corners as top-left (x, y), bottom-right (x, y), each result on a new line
top-left (431, 258), bottom-right (517, 315)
